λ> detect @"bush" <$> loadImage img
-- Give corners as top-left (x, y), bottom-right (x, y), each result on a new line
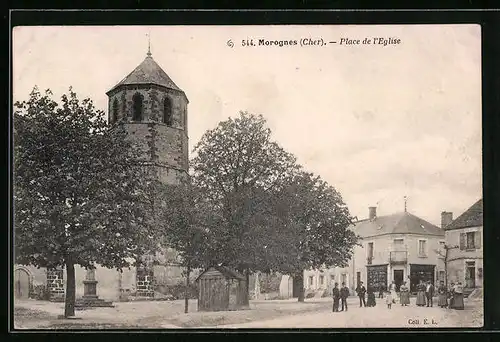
top-left (321, 290), bottom-right (330, 298)
top-left (155, 282), bottom-right (198, 300)
top-left (259, 273), bottom-right (282, 294)
top-left (31, 284), bottom-right (51, 300)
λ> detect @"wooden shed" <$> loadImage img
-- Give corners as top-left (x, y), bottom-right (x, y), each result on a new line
top-left (196, 266), bottom-right (246, 312)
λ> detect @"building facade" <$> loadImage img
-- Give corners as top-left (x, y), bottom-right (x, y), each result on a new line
top-left (14, 49), bottom-right (189, 302)
top-left (280, 206), bottom-right (447, 298)
top-left (444, 199), bottom-right (483, 291)
top-left (350, 207), bottom-right (446, 294)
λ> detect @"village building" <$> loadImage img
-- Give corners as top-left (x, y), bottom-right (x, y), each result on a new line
top-left (443, 198), bottom-right (483, 294)
top-left (14, 47), bottom-right (191, 302)
top-left (280, 206), bottom-right (447, 298)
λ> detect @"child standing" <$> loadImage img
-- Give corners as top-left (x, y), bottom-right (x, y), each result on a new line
top-left (386, 290), bottom-right (393, 309)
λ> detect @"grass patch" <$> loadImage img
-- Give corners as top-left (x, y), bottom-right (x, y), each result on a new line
top-left (15, 307), bottom-right (50, 319)
top-left (166, 302), bottom-right (330, 328)
top-left (47, 323), bottom-right (148, 330)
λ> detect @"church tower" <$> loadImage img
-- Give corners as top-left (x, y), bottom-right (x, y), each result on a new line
top-left (106, 46), bottom-right (189, 184)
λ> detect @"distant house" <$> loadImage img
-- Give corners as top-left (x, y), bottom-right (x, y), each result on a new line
top-left (280, 206), bottom-right (447, 298)
top-left (444, 199), bottom-right (483, 291)
top-left (350, 207), bottom-right (446, 294)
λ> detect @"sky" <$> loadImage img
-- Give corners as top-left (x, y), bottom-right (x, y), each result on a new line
top-left (12, 25), bottom-right (482, 226)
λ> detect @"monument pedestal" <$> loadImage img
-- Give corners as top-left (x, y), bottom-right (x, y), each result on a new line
top-left (83, 280), bottom-right (98, 298)
top-left (75, 274), bottom-right (114, 309)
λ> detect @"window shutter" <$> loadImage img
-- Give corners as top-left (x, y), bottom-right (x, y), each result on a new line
top-left (474, 231), bottom-right (481, 249)
top-left (459, 233), bottom-right (466, 250)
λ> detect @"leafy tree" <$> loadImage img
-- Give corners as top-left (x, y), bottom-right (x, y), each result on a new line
top-left (14, 88), bottom-right (159, 317)
top-left (270, 171), bottom-right (359, 302)
top-left (190, 112), bottom-right (300, 304)
top-left (158, 181), bottom-right (214, 313)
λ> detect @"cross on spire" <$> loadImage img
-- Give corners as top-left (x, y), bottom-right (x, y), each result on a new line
top-left (146, 32), bottom-right (152, 57)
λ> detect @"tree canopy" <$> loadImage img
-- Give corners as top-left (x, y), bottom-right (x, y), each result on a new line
top-left (189, 112), bottom-right (358, 302)
top-left (14, 87), bottom-right (160, 316)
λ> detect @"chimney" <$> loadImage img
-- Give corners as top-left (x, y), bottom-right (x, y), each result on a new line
top-left (441, 211), bottom-right (453, 229)
top-left (369, 207), bottom-right (377, 220)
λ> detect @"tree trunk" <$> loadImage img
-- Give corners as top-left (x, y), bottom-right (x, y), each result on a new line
top-left (242, 268), bottom-right (250, 306)
top-left (296, 272), bottom-right (305, 302)
top-left (184, 264), bottom-right (191, 314)
top-left (444, 248), bottom-right (448, 288)
top-left (64, 261), bottom-right (76, 318)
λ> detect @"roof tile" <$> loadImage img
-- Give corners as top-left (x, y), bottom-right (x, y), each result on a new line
top-left (445, 199), bottom-right (483, 230)
top-left (352, 211), bottom-right (444, 238)
top-left (107, 56), bottom-right (182, 94)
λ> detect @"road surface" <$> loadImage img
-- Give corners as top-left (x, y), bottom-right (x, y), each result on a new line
top-left (218, 298), bottom-right (482, 328)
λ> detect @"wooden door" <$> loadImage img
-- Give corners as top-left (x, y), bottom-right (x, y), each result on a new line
top-left (14, 269), bottom-right (30, 299)
top-left (393, 270), bottom-right (404, 292)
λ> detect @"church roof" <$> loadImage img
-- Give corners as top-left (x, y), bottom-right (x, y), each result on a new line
top-left (352, 211), bottom-right (444, 238)
top-left (445, 199), bottom-right (483, 230)
top-left (107, 54), bottom-right (183, 95)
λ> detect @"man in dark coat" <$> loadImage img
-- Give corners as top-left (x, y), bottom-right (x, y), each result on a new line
top-left (340, 282), bottom-right (349, 311)
top-left (355, 281), bottom-right (366, 307)
top-left (426, 281), bottom-right (435, 307)
top-left (332, 282), bottom-right (340, 312)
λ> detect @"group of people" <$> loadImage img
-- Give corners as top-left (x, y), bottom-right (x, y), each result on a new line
top-left (332, 279), bottom-right (465, 312)
top-left (331, 282), bottom-right (350, 312)
top-left (415, 280), bottom-right (465, 310)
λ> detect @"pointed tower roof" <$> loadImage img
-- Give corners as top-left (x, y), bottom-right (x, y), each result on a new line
top-left (106, 53), bottom-right (184, 96)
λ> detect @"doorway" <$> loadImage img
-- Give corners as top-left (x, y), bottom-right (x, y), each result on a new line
top-left (409, 264), bottom-right (435, 293)
top-left (14, 268), bottom-right (30, 299)
top-left (465, 261), bottom-right (476, 288)
top-left (393, 270), bottom-right (404, 292)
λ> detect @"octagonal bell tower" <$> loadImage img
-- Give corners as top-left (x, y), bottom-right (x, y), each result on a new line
top-left (106, 46), bottom-right (189, 184)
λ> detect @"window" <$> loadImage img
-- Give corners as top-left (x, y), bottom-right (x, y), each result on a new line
top-left (132, 93), bottom-right (143, 121)
top-left (183, 107), bottom-right (187, 129)
top-left (112, 98), bottom-right (119, 123)
top-left (163, 97), bottom-right (173, 126)
top-left (438, 270), bottom-right (445, 282)
top-left (341, 273), bottom-right (347, 285)
top-left (460, 231), bottom-right (481, 250)
top-left (394, 239), bottom-right (404, 245)
top-left (319, 275), bottom-right (324, 285)
top-left (466, 232), bottom-right (475, 249)
top-left (367, 242), bottom-right (374, 258)
top-left (309, 276), bottom-right (314, 286)
top-left (330, 275), bottom-right (335, 284)
top-left (418, 239), bottom-right (427, 257)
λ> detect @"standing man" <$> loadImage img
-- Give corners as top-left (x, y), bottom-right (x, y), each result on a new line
top-left (355, 281), bottom-right (366, 307)
top-left (426, 281), bottom-right (435, 307)
top-left (340, 282), bottom-right (349, 311)
top-left (332, 282), bottom-right (340, 312)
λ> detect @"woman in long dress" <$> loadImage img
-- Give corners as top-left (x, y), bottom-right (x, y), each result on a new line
top-left (437, 281), bottom-right (448, 308)
top-left (399, 281), bottom-right (410, 306)
top-left (416, 281), bottom-right (426, 306)
top-left (367, 286), bottom-right (376, 307)
top-left (451, 282), bottom-right (465, 310)
top-left (448, 283), bottom-right (455, 309)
